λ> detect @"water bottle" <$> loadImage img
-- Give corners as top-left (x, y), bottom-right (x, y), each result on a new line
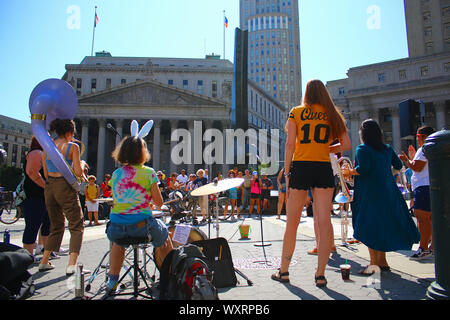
top-left (75, 263), bottom-right (85, 298)
top-left (3, 229), bottom-right (10, 244)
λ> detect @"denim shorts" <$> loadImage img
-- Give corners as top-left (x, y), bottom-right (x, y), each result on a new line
top-left (106, 217), bottom-right (169, 248)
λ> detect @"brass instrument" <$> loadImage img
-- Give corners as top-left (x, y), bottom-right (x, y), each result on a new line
top-left (331, 156), bottom-right (354, 204)
top-left (330, 154), bottom-right (355, 246)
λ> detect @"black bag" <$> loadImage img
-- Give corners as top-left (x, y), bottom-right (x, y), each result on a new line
top-left (159, 244), bottom-right (218, 300)
top-left (0, 243), bottom-right (35, 300)
top-left (192, 238), bottom-right (237, 288)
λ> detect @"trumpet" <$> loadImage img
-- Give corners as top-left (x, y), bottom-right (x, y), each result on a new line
top-left (331, 155), bottom-right (354, 204)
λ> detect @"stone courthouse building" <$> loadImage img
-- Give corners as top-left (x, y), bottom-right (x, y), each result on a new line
top-left (62, 53), bottom-right (288, 179)
top-left (326, 0), bottom-right (450, 158)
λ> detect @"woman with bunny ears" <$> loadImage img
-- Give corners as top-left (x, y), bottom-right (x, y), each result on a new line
top-left (105, 120), bottom-right (173, 294)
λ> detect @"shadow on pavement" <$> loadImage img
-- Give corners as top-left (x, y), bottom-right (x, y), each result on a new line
top-left (327, 252), bottom-right (429, 300)
top-left (282, 282), bottom-right (320, 300)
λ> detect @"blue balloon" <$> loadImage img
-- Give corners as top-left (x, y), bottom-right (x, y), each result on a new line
top-left (29, 79), bottom-right (80, 192)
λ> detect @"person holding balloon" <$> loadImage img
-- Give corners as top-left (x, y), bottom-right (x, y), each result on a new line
top-left (38, 119), bottom-right (89, 275)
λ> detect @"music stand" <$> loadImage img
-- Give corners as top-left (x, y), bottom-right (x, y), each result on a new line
top-left (247, 145), bottom-right (272, 268)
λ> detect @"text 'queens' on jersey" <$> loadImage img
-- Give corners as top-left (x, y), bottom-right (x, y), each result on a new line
top-left (288, 104), bottom-right (333, 163)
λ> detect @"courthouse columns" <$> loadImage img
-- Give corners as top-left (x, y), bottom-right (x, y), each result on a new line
top-left (221, 120), bottom-right (230, 174)
top-left (96, 119), bottom-right (106, 180)
top-left (115, 119), bottom-right (124, 147)
top-left (187, 120), bottom-right (195, 174)
top-left (80, 118), bottom-right (89, 161)
top-left (152, 120), bottom-right (161, 171)
top-left (390, 107), bottom-right (401, 153)
top-left (350, 111), bottom-right (360, 159)
top-left (169, 119), bottom-right (178, 174)
top-left (435, 101), bottom-right (447, 131)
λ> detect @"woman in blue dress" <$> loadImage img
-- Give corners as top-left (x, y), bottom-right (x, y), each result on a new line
top-left (344, 119), bottom-right (420, 274)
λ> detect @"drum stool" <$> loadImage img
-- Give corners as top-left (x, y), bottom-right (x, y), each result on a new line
top-left (106, 235), bottom-right (154, 300)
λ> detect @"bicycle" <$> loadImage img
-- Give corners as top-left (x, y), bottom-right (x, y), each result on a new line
top-left (0, 190), bottom-right (22, 225)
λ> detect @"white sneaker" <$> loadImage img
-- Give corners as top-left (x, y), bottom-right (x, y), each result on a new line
top-left (38, 263), bottom-right (55, 272)
top-left (56, 247), bottom-right (69, 255)
top-left (34, 246), bottom-right (44, 256)
top-left (410, 247), bottom-right (432, 260)
top-left (66, 265), bottom-right (91, 276)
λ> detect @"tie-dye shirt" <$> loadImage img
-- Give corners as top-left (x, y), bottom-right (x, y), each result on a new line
top-left (108, 165), bottom-right (159, 224)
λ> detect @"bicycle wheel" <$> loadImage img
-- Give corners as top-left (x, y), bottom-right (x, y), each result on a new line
top-left (215, 197), bottom-right (234, 221)
top-left (0, 199), bottom-right (20, 224)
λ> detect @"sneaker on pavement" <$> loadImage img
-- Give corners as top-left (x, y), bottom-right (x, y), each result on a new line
top-left (66, 265), bottom-right (91, 276)
top-left (49, 252), bottom-right (61, 260)
top-left (38, 263), bottom-right (55, 272)
top-left (34, 246), bottom-right (44, 256)
top-left (56, 247), bottom-right (69, 255)
top-left (410, 247), bottom-right (432, 260)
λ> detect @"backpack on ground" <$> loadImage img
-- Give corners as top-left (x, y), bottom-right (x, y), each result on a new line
top-left (158, 244), bottom-right (218, 300)
top-left (192, 238), bottom-right (237, 288)
top-left (0, 243), bottom-right (35, 300)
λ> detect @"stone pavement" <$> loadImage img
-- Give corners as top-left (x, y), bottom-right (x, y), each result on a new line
top-left (0, 206), bottom-right (435, 301)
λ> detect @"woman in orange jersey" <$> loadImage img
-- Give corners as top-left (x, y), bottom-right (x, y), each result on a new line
top-left (271, 79), bottom-right (351, 287)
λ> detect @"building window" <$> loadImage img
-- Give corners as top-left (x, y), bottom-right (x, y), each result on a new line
top-left (121, 79), bottom-right (126, 85)
top-left (421, 66), bottom-right (429, 77)
top-left (443, 6), bottom-right (450, 17)
top-left (168, 79), bottom-right (174, 85)
top-left (423, 11), bottom-right (431, 22)
top-left (399, 69), bottom-right (407, 80)
top-left (197, 80), bottom-right (203, 95)
top-left (76, 78), bottom-right (82, 96)
top-left (338, 87), bottom-right (345, 96)
top-left (106, 78), bottom-right (111, 89)
top-left (212, 81), bottom-right (218, 98)
top-left (444, 62), bottom-right (450, 72)
top-left (378, 73), bottom-right (386, 83)
top-left (424, 26), bottom-right (432, 37)
top-left (183, 80), bottom-right (188, 90)
top-left (425, 42), bottom-right (433, 53)
top-left (91, 79), bottom-right (96, 93)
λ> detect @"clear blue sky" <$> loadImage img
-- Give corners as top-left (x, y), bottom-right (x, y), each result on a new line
top-left (0, 0), bottom-right (408, 123)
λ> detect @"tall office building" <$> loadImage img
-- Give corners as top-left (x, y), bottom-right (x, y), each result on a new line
top-left (240, 0), bottom-right (302, 108)
top-left (404, 0), bottom-right (450, 57)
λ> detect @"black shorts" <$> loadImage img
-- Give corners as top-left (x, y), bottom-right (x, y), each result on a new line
top-left (288, 161), bottom-right (335, 191)
top-left (250, 193), bottom-right (260, 199)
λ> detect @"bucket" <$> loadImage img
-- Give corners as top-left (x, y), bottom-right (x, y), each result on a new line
top-left (239, 224), bottom-right (251, 239)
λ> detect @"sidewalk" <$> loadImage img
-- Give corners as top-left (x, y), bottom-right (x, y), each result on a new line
top-left (1, 207), bottom-right (434, 300)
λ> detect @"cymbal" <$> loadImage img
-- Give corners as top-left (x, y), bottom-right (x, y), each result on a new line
top-left (190, 178), bottom-right (244, 196)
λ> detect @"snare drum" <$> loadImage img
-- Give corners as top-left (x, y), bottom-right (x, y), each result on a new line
top-left (168, 225), bottom-right (208, 247)
top-left (153, 225), bottom-right (208, 267)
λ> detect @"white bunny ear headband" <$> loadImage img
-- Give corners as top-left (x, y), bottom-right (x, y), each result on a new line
top-left (130, 120), bottom-right (154, 139)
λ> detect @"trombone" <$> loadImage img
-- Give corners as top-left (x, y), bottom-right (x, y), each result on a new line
top-left (330, 154), bottom-right (355, 246)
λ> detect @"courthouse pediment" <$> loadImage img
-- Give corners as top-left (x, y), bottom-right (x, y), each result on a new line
top-left (78, 80), bottom-right (225, 107)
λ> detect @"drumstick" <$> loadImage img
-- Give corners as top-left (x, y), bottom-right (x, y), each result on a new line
top-left (219, 245), bottom-right (222, 260)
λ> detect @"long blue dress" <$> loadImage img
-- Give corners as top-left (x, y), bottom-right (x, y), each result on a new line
top-left (351, 144), bottom-right (420, 252)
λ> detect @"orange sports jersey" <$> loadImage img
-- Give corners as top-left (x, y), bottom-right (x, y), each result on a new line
top-left (287, 104), bottom-right (333, 162)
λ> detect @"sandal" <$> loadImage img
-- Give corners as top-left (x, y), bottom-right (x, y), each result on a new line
top-left (271, 269), bottom-right (290, 283)
top-left (358, 266), bottom-right (375, 276)
top-left (315, 275), bottom-right (327, 288)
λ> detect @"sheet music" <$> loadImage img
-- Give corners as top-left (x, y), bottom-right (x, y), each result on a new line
top-left (172, 224), bottom-right (191, 245)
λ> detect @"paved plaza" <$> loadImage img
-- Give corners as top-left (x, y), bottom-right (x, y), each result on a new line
top-left (0, 204), bottom-right (435, 301)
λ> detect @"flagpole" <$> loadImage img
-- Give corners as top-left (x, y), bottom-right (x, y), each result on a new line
top-left (223, 10), bottom-right (225, 60)
top-left (91, 6), bottom-right (97, 56)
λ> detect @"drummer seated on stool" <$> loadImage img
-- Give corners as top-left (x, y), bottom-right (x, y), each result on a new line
top-left (106, 135), bottom-right (173, 293)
